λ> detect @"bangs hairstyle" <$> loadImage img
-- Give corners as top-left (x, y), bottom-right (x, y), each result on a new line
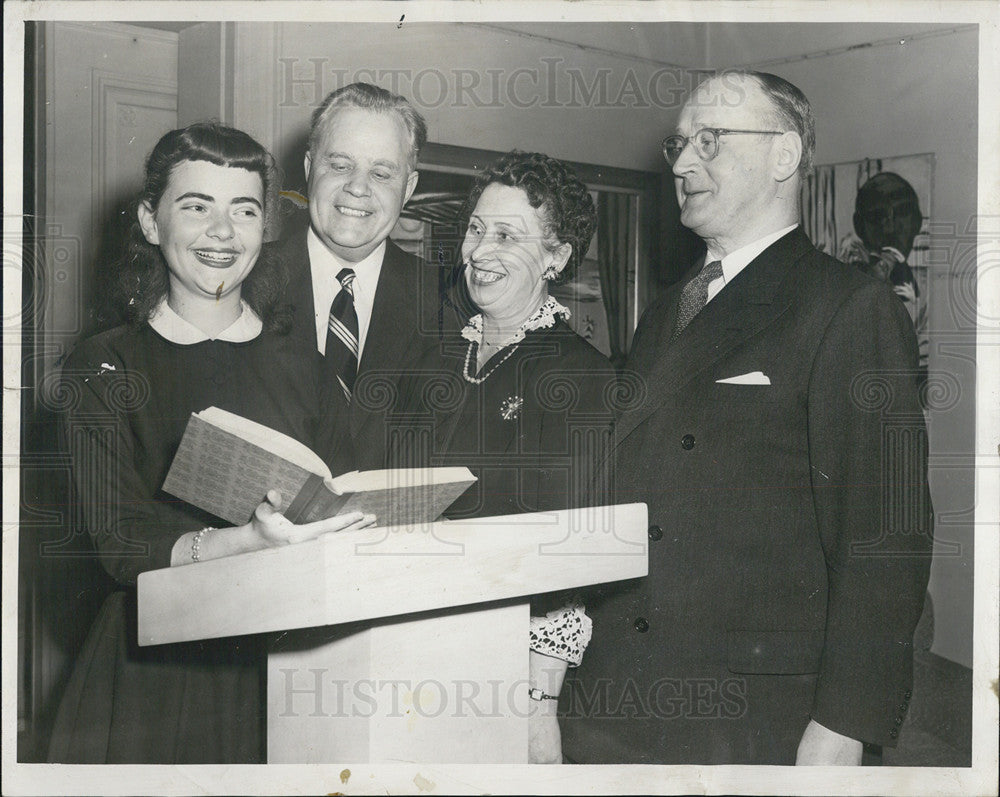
top-left (725, 70), bottom-right (816, 176)
top-left (462, 150), bottom-right (597, 282)
top-left (308, 82), bottom-right (428, 171)
top-left (108, 122), bottom-right (291, 332)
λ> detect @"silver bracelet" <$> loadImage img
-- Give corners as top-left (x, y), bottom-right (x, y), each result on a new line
top-left (191, 527), bottom-right (215, 562)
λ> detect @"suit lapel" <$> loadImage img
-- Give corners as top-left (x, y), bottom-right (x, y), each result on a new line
top-left (615, 229), bottom-right (813, 446)
top-left (358, 241), bottom-right (415, 375)
top-left (351, 241), bottom-right (417, 435)
top-left (280, 221), bottom-right (318, 343)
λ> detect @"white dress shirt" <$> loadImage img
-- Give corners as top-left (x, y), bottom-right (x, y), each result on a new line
top-left (705, 224), bottom-right (799, 305)
top-left (307, 227), bottom-right (385, 357)
top-left (148, 298), bottom-right (262, 343)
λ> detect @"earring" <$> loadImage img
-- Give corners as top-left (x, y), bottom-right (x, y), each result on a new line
top-left (541, 265), bottom-right (559, 281)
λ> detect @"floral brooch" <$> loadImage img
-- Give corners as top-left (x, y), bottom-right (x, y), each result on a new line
top-left (500, 395), bottom-right (523, 421)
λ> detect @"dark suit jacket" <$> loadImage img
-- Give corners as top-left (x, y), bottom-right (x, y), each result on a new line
top-left (560, 228), bottom-right (932, 765)
top-left (279, 220), bottom-right (464, 474)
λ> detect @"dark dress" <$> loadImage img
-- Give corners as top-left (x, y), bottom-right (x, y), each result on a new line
top-left (47, 322), bottom-right (324, 764)
top-left (386, 317), bottom-right (617, 520)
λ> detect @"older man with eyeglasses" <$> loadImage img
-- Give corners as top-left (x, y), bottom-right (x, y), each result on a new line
top-left (559, 71), bottom-right (932, 766)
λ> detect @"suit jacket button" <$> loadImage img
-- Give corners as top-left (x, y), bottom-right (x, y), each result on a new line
top-left (681, 434), bottom-right (696, 450)
top-left (904, 690), bottom-right (912, 699)
top-left (894, 716), bottom-right (903, 726)
top-left (633, 617), bottom-right (649, 633)
top-left (648, 524), bottom-right (663, 541)
top-left (889, 728), bottom-right (899, 739)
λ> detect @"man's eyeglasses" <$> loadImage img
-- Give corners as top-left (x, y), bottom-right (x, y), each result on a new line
top-left (662, 128), bottom-right (785, 165)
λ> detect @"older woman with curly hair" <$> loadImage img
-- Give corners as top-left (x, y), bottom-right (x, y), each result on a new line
top-left (386, 150), bottom-right (616, 763)
top-left (394, 151), bottom-right (613, 515)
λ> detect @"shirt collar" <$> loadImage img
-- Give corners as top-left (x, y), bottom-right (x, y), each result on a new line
top-left (307, 226), bottom-right (386, 288)
top-left (148, 297), bottom-right (263, 344)
top-left (712, 224), bottom-right (799, 285)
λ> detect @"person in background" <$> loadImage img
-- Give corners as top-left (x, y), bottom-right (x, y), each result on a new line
top-left (387, 150), bottom-right (616, 764)
top-left (839, 171), bottom-right (929, 383)
top-left (560, 71), bottom-right (932, 766)
top-left (48, 123), bottom-right (373, 764)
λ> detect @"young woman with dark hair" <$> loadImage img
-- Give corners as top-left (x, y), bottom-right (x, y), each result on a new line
top-left (48, 123), bottom-right (372, 764)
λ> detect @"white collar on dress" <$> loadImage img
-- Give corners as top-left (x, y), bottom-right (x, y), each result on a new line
top-left (148, 297), bottom-right (263, 344)
top-left (461, 296), bottom-right (571, 349)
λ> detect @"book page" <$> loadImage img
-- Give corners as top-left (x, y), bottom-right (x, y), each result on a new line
top-left (199, 406), bottom-right (331, 477)
top-left (298, 478), bottom-right (475, 527)
top-left (328, 467), bottom-right (475, 494)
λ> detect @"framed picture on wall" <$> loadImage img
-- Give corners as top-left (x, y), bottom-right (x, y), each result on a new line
top-left (802, 152), bottom-right (934, 371)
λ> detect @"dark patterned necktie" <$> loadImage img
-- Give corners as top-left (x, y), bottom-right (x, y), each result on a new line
top-left (325, 268), bottom-right (359, 401)
top-left (671, 259), bottom-right (724, 341)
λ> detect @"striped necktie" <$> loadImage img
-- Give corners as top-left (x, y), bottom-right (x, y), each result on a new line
top-left (325, 268), bottom-right (359, 401)
top-left (671, 259), bottom-right (724, 341)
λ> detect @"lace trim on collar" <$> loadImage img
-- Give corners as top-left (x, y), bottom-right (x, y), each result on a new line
top-left (461, 297), bottom-right (571, 348)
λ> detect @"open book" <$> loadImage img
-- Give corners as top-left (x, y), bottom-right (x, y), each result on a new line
top-left (162, 407), bottom-right (475, 527)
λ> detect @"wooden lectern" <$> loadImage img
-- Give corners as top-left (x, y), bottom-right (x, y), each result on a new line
top-left (138, 504), bottom-right (647, 763)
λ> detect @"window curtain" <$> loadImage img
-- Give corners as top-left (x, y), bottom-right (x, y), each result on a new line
top-left (596, 191), bottom-right (633, 368)
top-left (857, 157), bottom-right (884, 187)
top-left (801, 165), bottom-right (838, 255)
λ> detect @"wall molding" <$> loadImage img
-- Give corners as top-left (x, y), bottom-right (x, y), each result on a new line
top-left (230, 23), bottom-right (280, 153)
top-left (55, 20), bottom-right (181, 45)
top-left (90, 69), bottom-right (177, 241)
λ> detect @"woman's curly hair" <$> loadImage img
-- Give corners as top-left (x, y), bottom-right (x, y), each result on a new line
top-left (108, 122), bottom-right (291, 333)
top-left (462, 150), bottom-right (596, 281)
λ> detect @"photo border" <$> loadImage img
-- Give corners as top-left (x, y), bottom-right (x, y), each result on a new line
top-left (3, 2), bottom-right (998, 795)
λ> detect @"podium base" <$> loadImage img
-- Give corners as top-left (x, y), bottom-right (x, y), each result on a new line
top-left (267, 601), bottom-right (530, 763)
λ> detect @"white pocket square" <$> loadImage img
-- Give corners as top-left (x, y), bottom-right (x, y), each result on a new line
top-left (716, 371), bottom-right (771, 385)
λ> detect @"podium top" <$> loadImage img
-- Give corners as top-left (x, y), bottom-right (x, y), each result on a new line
top-left (138, 503), bottom-right (647, 645)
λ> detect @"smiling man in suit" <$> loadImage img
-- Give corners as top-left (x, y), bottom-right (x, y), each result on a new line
top-left (560, 71), bottom-right (932, 766)
top-left (282, 82), bottom-right (458, 473)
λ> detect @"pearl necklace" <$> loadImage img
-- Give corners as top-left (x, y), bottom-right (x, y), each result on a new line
top-left (463, 341), bottom-right (520, 384)
top-left (459, 297), bottom-right (571, 385)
